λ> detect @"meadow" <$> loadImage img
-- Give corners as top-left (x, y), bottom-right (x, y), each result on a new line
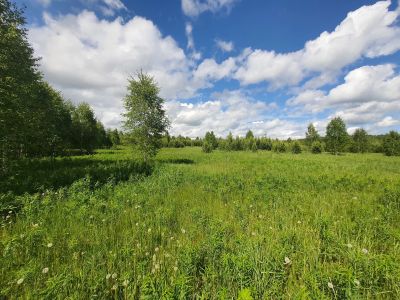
top-left (1, 147), bottom-right (400, 299)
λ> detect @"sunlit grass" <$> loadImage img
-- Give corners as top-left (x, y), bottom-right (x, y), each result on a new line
top-left (1, 147), bottom-right (400, 298)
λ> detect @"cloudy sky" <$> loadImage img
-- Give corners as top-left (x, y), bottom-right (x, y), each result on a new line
top-left (16, 0), bottom-right (400, 138)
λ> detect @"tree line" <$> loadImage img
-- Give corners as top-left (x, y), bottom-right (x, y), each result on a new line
top-left (0, 0), bottom-right (121, 175)
top-left (162, 117), bottom-right (400, 156)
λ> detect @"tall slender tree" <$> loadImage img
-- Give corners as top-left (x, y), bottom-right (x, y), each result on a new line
top-left (325, 117), bottom-right (349, 155)
top-left (122, 72), bottom-right (170, 161)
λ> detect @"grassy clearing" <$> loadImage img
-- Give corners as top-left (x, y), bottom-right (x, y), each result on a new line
top-left (1, 147), bottom-right (400, 299)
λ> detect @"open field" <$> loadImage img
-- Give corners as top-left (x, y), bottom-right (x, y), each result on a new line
top-left (1, 147), bottom-right (400, 299)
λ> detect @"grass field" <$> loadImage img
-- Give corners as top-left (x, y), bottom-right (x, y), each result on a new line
top-left (1, 147), bottom-right (400, 299)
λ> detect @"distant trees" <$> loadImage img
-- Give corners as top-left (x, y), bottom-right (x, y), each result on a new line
top-left (383, 131), bottom-right (400, 156)
top-left (350, 128), bottom-right (369, 153)
top-left (325, 117), bottom-right (349, 155)
top-left (291, 141), bottom-right (302, 154)
top-left (305, 123), bottom-right (320, 148)
top-left (122, 72), bottom-right (170, 161)
top-left (311, 141), bottom-right (323, 154)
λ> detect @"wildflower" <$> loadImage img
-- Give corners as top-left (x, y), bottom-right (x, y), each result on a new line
top-left (328, 282), bottom-right (334, 289)
top-left (135, 222), bottom-right (139, 226)
top-left (106, 274), bottom-right (111, 280)
top-left (249, 204), bottom-right (253, 208)
top-left (147, 228), bottom-right (151, 234)
top-left (362, 248), bottom-right (368, 254)
top-left (173, 266), bottom-right (178, 272)
top-left (170, 236), bottom-right (174, 240)
top-left (284, 257), bottom-right (291, 265)
top-left (112, 273), bottom-right (117, 279)
top-left (297, 220), bottom-right (301, 224)
top-left (47, 242), bottom-right (53, 248)
top-left (346, 243), bottom-right (353, 248)
top-left (352, 196), bottom-right (358, 200)
top-left (155, 247), bottom-right (159, 252)
top-left (269, 226), bottom-right (273, 230)
top-left (181, 228), bottom-right (186, 234)
top-left (111, 284), bottom-right (117, 290)
top-left (354, 279), bottom-right (360, 286)
top-left (145, 252), bottom-right (149, 256)
top-left (89, 215), bottom-right (94, 219)
top-left (32, 223), bottom-right (39, 228)
top-left (123, 279), bottom-right (129, 287)
top-left (251, 231), bottom-right (256, 236)
top-left (102, 219), bottom-right (106, 222)
top-left (42, 267), bottom-right (49, 274)
top-left (17, 278), bottom-right (24, 285)
top-left (8, 210), bottom-right (12, 214)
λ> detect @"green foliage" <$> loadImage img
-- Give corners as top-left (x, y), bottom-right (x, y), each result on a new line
top-left (204, 131), bottom-right (218, 150)
top-left (382, 131), bottom-right (400, 156)
top-left (122, 72), bottom-right (170, 161)
top-left (291, 141), bottom-right (302, 154)
top-left (245, 130), bottom-right (254, 140)
top-left (238, 288), bottom-right (254, 300)
top-left (305, 123), bottom-right (320, 148)
top-left (272, 141), bottom-right (287, 153)
top-left (202, 141), bottom-right (213, 153)
top-left (350, 128), bottom-right (369, 153)
top-left (311, 141), bottom-right (323, 154)
top-left (1, 147), bottom-right (400, 298)
top-left (325, 117), bottom-right (349, 155)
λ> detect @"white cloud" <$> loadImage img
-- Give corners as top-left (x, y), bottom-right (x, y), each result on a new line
top-left (235, 1), bottom-right (400, 89)
top-left (166, 90), bottom-right (282, 137)
top-left (193, 57), bottom-right (236, 85)
top-left (215, 39), bottom-right (234, 52)
top-left (181, 0), bottom-right (237, 17)
top-left (377, 116), bottom-right (400, 127)
top-left (29, 11), bottom-right (200, 128)
top-left (102, 0), bottom-right (127, 10)
top-left (185, 22), bottom-right (201, 59)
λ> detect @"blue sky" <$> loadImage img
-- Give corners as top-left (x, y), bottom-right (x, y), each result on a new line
top-left (16, 0), bottom-right (400, 138)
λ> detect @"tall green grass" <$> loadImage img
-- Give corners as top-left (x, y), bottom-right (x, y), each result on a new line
top-left (1, 148), bottom-right (400, 299)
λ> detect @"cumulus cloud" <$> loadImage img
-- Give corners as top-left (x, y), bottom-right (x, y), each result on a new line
top-left (377, 116), bottom-right (400, 127)
top-left (29, 11), bottom-right (201, 128)
top-left (166, 90), bottom-right (282, 137)
top-left (215, 39), bottom-right (234, 52)
top-left (181, 0), bottom-right (237, 17)
top-left (235, 1), bottom-right (400, 89)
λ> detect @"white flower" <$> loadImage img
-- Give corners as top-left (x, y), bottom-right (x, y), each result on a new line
top-left (297, 220), bottom-right (301, 224)
top-left (17, 278), bottom-right (24, 285)
top-left (106, 274), bottom-right (111, 280)
top-left (42, 267), bottom-right (49, 274)
top-left (135, 222), bottom-right (139, 226)
top-left (328, 282), bottom-right (334, 289)
top-left (111, 284), bottom-right (117, 290)
top-left (123, 279), bottom-right (129, 287)
top-left (47, 243), bottom-right (53, 248)
top-left (32, 223), bottom-right (39, 228)
top-left (346, 243), bottom-right (353, 248)
top-left (147, 228), bottom-right (152, 233)
top-left (251, 231), bottom-right (256, 236)
top-left (112, 273), bottom-right (117, 279)
top-left (362, 248), bottom-right (369, 254)
top-left (155, 247), bottom-right (159, 252)
top-left (173, 266), bottom-right (178, 272)
top-left (284, 257), bottom-right (291, 265)
top-left (354, 279), bottom-right (360, 286)
top-left (181, 228), bottom-right (186, 234)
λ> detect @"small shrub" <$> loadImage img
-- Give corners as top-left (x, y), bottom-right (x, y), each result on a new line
top-left (291, 142), bottom-right (302, 154)
top-left (382, 131), bottom-right (400, 156)
top-left (272, 142), bottom-right (287, 153)
top-left (311, 141), bottom-right (323, 154)
top-left (202, 141), bottom-right (213, 153)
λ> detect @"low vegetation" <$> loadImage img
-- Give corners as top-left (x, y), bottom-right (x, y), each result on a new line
top-left (1, 147), bottom-right (400, 298)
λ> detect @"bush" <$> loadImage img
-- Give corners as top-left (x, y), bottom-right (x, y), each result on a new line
top-left (311, 141), bottom-right (323, 154)
top-left (291, 142), bottom-right (302, 154)
top-left (272, 142), bottom-right (287, 153)
top-left (383, 131), bottom-right (400, 156)
top-left (202, 141), bottom-right (213, 153)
